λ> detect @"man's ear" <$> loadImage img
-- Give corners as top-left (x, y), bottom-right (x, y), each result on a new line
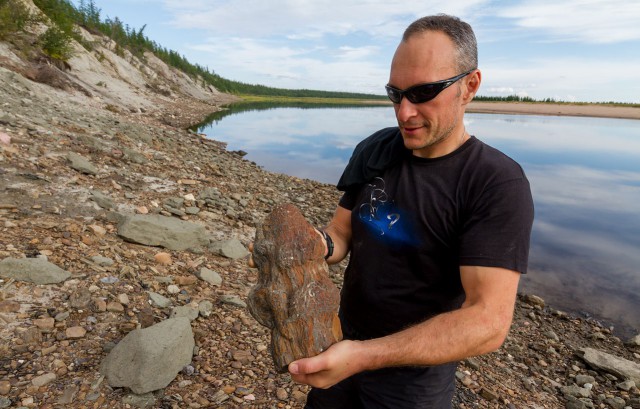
top-left (462, 69), bottom-right (481, 103)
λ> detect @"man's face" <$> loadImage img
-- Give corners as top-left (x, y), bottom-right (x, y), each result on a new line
top-left (388, 31), bottom-right (468, 158)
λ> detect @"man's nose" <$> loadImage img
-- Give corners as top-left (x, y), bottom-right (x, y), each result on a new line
top-left (394, 97), bottom-right (419, 122)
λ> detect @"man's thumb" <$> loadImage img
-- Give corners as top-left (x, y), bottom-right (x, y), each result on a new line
top-left (288, 357), bottom-right (323, 375)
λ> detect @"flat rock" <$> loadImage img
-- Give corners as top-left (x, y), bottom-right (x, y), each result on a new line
top-left (67, 152), bottom-right (98, 175)
top-left (209, 238), bottom-right (249, 259)
top-left (117, 214), bottom-right (209, 251)
top-left (579, 347), bottom-right (640, 385)
top-left (0, 257), bottom-right (71, 284)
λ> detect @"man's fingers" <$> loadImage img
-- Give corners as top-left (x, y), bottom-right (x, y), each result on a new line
top-left (247, 242), bottom-right (256, 268)
top-left (288, 356), bottom-right (327, 376)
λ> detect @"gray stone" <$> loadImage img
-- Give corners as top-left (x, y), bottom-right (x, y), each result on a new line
top-left (67, 152), bottom-right (99, 175)
top-left (90, 190), bottom-right (115, 210)
top-left (197, 267), bottom-right (222, 286)
top-left (32, 372), bottom-right (56, 387)
top-left (0, 397), bottom-right (11, 408)
top-left (0, 257), bottom-right (71, 284)
top-left (117, 214), bottom-right (208, 251)
top-left (198, 300), bottom-right (213, 317)
top-left (56, 384), bottom-right (79, 405)
top-left (561, 384), bottom-right (591, 398)
top-left (147, 292), bottom-right (172, 309)
top-left (604, 397), bottom-right (626, 409)
top-left (220, 294), bottom-right (247, 308)
top-left (122, 147), bottom-right (148, 164)
top-left (185, 206), bottom-right (200, 215)
top-left (575, 375), bottom-right (596, 386)
top-left (122, 393), bottom-right (156, 408)
top-left (626, 333), bottom-right (640, 347)
top-left (616, 379), bottom-right (636, 391)
top-left (579, 347), bottom-right (640, 385)
top-left (199, 187), bottom-right (221, 201)
top-left (209, 238), bottom-right (249, 259)
top-left (170, 305), bottom-right (199, 322)
top-left (523, 293), bottom-right (545, 308)
top-left (163, 197), bottom-right (184, 209)
top-left (101, 317), bottom-right (195, 394)
top-left (91, 256), bottom-right (115, 266)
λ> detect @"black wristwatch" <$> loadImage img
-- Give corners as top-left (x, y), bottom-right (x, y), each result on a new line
top-left (318, 229), bottom-right (334, 260)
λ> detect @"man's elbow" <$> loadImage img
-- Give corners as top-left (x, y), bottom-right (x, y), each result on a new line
top-left (483, 314), bottom-right (514, 353)
top-left (483, 328), bottom-right (510, 353)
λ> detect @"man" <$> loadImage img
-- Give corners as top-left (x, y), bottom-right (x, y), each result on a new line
top-left (275, 14), bottom-right (533, 409)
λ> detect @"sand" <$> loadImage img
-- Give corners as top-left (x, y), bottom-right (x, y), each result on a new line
top-left (467, 101), bottom-right (640, 120)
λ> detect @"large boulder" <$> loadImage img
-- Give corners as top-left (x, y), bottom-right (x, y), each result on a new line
top-left (100, 317), bottom-right (195, 394)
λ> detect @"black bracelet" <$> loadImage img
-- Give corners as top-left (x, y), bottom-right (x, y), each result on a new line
top-left (319, 229), bottom-right (334, 260)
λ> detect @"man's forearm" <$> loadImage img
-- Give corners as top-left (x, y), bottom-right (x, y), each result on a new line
top-left (321, 206), bottom-right (352, 264)
top-left (356, 267), bottom-right (520, 371)
top-left (358, 301), bottom-right (511, 371)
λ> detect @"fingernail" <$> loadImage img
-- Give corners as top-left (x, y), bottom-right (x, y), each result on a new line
top-left (289, 363), bottom-right (299, 374)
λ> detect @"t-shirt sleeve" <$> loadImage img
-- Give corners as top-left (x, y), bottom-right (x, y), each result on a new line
top-left (338, 189), bottom-right (359, 210)
top-left (459, 176), bottom-right (534, 274)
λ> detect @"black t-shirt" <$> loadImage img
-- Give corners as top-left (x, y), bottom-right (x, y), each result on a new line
top-left (338, 135), bottom-right (534, 340)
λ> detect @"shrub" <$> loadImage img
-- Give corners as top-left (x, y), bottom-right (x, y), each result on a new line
top-left (40, 26), bottom-right (74, 61)
top-left (0, 0), bottom-right (38, 40)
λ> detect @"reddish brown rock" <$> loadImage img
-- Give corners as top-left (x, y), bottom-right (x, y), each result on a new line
top-left (248, 203), bottom-right (342, 372)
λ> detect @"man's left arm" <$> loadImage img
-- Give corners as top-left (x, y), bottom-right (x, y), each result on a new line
top-left (289, 265), bottom-right (520, 389)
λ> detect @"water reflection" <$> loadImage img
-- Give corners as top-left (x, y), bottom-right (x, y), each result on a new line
top-left (196, 104), bottom-right (640, 337)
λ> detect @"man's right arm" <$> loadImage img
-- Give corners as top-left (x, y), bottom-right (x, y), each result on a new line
top-left (321, 205), bottom-right (352, 264)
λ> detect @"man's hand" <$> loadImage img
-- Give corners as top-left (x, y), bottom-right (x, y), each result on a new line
top-left (247, 242), bottom-right (256, 268)
top-left (288, 340), bottom-right (366, 389)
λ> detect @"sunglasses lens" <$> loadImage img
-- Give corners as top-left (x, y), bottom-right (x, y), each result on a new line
top-left (406, 84), bottom-right (443, 104)
top-left (385, 86), bottom-right (402, 104)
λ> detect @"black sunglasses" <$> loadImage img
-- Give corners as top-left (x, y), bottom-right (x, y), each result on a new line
top-left (385, 69), bottom-right (476, 104)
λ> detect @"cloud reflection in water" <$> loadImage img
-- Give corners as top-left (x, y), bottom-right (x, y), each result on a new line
top-left (199, 106), bottom-right (640, 336)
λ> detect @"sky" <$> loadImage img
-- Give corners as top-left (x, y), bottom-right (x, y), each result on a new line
top-left (73, 0), bottom-right (640, 103)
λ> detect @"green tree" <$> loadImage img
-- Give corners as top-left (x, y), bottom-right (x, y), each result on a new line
top-left (0, 0), bottom-right (38, 40)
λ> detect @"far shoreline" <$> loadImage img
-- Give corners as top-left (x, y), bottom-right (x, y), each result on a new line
top-left (468, 101), bottom-right (640, 120)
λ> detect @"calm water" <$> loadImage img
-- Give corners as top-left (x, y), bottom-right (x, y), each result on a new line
top-left (196, 104), bottom-right (640, 337)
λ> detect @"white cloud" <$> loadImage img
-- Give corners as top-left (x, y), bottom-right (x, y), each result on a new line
top-left (499, 0), bottom-right (640, 43)
top-left (189, 37), bottom-right (389, 92)
top-left (480, 56), bottom-right (640, 102)
top-left (161, 0), bottom-right (490, 37)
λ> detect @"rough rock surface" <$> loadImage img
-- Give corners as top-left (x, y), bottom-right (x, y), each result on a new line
top-left (248, 204), bottom-right (342, 372)
top-left (100, 317), bottom-right (195, 394)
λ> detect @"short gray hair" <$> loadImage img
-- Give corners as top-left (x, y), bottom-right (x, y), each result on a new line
top-left (403, 14), bottom-right (477, 72)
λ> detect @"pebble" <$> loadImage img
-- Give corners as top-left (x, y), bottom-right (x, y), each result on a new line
top-left (0, 300), bottom-right (20, 313)
top-left (106, 301), bottom-right (124, 313)
top-left (0, 381), bottom-right (10, 395)
top-left (154, 252), bottom-right (173, 265)
top-left (65, 326), bottom-right (86, 339)
top-left (34, 317), bottom-right (55, 330)
top-left (276, 388), bottom-right (288, 401)
top-left (32, 373), bottom-right (56, 387)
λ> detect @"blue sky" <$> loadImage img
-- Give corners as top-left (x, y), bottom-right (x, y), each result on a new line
top-left (74, 0), bottom-right (640, 103)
